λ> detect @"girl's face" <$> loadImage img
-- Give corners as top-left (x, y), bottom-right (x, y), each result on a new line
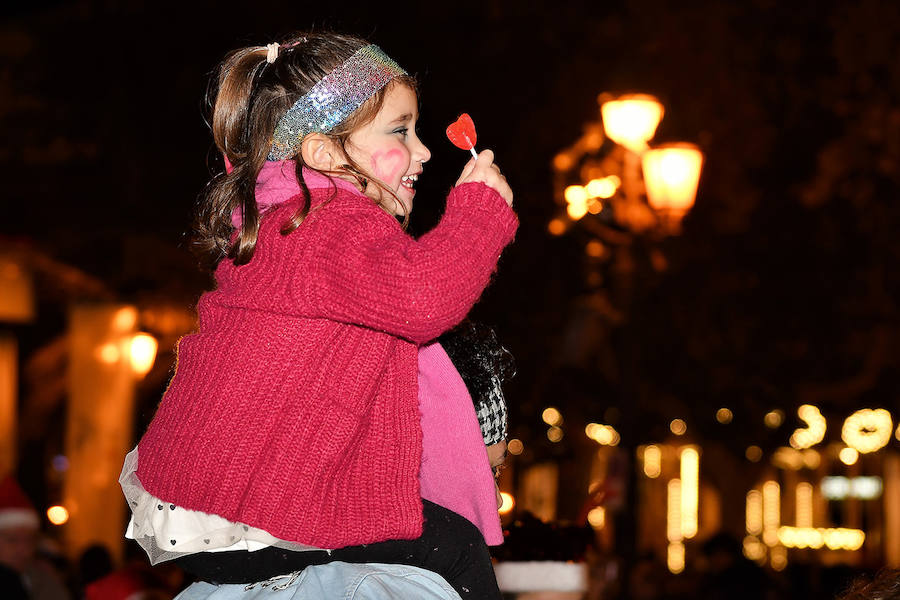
top-left (345, 83), bottom-right (431, 216)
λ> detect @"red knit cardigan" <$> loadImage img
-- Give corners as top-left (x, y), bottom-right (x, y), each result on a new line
top-left (135, 181), bottom-right (518, 548)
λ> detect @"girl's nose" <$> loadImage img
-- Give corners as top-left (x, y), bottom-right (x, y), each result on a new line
top-left (415, 140), bottom-right (432, 165)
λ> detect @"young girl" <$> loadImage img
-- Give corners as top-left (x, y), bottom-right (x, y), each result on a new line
top-left (120, 31), bottom-right (516, 598)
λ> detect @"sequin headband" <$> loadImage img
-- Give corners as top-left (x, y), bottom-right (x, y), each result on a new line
top-left (268, 44), bottom-right (406, 161)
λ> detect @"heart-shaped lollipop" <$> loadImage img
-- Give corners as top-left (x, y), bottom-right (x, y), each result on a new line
top-left (446, 113), bottom-right (478, 159)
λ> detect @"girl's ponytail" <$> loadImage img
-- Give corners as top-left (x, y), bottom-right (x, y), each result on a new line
top-left (196, 46), bottom-right (278, 266)
top-left (213, 46), bottom-right (276, 165)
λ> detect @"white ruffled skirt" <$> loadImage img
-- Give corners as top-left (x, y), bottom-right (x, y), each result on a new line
top-left (120, 448), bottom-right (319, 565)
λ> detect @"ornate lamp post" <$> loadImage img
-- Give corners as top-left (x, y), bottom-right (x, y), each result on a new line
top-left (548, 92), bottom-right (706, 571)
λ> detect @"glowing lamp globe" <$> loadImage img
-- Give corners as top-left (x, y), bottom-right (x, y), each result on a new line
top-left (641, 143), bottom-right (704, 218)
top-left (129, 332), bottom-right (158, 377)
top-left (599, 94), bottom-right (664, 152)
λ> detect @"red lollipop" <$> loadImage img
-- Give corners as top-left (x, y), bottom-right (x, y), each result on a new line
top-left (446, 113), bottom-right (479, 159)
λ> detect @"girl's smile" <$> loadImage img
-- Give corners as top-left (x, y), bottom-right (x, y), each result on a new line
top-left (345, 83), bottom-right (431, 216)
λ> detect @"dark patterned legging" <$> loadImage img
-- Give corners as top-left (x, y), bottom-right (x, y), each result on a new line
top-left (175, 500), bottom-right (502, 600)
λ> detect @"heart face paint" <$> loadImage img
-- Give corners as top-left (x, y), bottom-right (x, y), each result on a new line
top-left (370, 149), bottom-right (407, 186)
top-left (344, 84), bottom-right (431, 216)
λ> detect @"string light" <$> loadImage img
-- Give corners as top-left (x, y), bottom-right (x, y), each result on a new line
top-left (743, 536), bottom-right (766, 562)
top-left (680, 447), bottom-right (699, 539)
top-left (670, 419), bottom-right (687, 436)
top-left (499, 492), bottom-right (515, 514)
top-left (789, 405), bottom-right (826, 449)
top-left (773, 447), bottom-right (804, 470)
top-left (841, 408), bottom-right (892, 453)
top-left (770, 545), bottom-right (788, 571)
top-left (586, 423), bottom-right (620, 446)
top-left (764, 409), bottom-right (784, 429)
top-left (542, 407), bottom-right (563, 426)
top-left (547, 426), bottom-right (564, 443)
top-left (762, 481), bottom-right (780, 547)
top-left (777, 527), bottom-right (865, 551)
top-left (745, 446), bottom-right (763, 462)
top-left (821, 476), bottom-right (883, 500)
top-left (839, 447), bottom-right (859, 465)
top-left (667, 476), bottom-right (685, 575)
top-left (643, 445), bottom-right (662, 478)
top-left (802, 449), bottom-right (821, 469)
top-left (746, 489), bottom-right (763, 536)
top-left (667, 542), bottom-right (685, 574)
top-left (507, 439), bottom-right (524, 455)
top-left (796, 482), bottom-right (813, 529)
top-left (667, 479), bottom-right (683, 543)
top-left (716, 408), bottom-right (733, 424)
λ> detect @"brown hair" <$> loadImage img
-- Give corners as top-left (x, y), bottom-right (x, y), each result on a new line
top-left (195, 32), bottom-right (416, 266)
top-left (838, 569), bottom-right (900, 600)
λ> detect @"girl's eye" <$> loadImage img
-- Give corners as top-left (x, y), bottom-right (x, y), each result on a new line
top-left (393, 127), bottom-right (409, 138)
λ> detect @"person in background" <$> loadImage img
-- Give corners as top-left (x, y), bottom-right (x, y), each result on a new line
top-left (0, 476), bottom-right (71, 600)
top-left (436, 321), bottom-right (514, 510)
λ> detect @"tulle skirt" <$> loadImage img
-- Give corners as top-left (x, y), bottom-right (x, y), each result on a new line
top-left (119, 448), bottom-right (318, 565)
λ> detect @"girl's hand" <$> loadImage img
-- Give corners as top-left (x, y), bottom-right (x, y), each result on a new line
top-left (455, 149), bottom-right (513, 207)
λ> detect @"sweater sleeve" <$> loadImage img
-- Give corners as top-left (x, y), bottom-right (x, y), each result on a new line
top-left (296, 182), bottom-right (518, 344)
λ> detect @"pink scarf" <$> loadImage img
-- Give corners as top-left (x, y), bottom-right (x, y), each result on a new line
top-left (418, 343), bottom-right (504, 546)
top-left (231, 161), bottom-right (362, 228)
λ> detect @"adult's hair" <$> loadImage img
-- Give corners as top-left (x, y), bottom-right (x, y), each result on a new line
top-left (839, 569), bottom-right (900, 600)
top-left (196, 31), bottom-right (416, 266)
top-left (439, 322), bottom-right (515, 407)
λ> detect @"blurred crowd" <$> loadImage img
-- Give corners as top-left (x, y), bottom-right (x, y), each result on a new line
top-left (0, 476), bottom-right (182, 600)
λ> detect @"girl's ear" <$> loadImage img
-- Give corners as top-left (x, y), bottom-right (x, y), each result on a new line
top-left (300, 134), bottom-right (343, 170)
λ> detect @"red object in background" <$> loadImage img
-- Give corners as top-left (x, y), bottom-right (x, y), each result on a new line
top-left (85, 570), bottom-right (145, 600)
top-left (446, 113), bottom-right (478, 152)
top-left (0, 475), bottom-right (39, 530)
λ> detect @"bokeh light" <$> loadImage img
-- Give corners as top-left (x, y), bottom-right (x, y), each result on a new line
top-left (670, 419), bottom-right (687, 436)
top-left (47, 505), bottom-right (69, 525)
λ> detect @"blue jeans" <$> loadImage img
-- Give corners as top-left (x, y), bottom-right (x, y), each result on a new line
top-left (176, 562), bottom-right (462, 599)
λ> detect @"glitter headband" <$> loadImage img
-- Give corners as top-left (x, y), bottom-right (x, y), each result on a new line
top-left (268, 44), bottom-right (406, 161)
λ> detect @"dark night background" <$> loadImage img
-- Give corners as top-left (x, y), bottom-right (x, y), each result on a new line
top-left (3, 0), bottom-right (900, 592)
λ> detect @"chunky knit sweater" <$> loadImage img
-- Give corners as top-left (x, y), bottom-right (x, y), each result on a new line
top-left (136, 177), bottom-right (518, 549)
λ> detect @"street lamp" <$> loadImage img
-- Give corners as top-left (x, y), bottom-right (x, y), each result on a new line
top-left (548, 93), bottom-right (707, 573)
top-left (552, 92), bottom-right (704, 237)
top-left (642, 143), bottom-right (704, 231)
top-left (600, 93), bottom-right (664, 152)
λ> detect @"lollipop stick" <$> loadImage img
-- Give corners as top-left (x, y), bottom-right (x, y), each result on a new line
top-left (464, 135), bottom-right (478, 159)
